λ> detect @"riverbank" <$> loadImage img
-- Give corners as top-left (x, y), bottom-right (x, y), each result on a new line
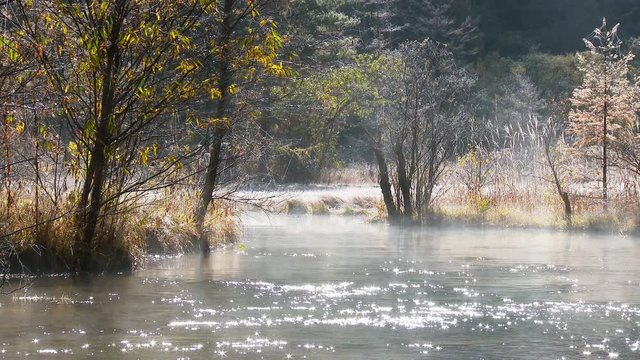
top-left (1, 189), bottom-right (239, 275)
top-left (3, 182), bottom-right (637, 276)
top-left (253, 184), bottom-right (639, 236)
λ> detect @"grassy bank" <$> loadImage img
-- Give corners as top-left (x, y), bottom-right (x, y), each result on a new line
top-left (277, 190), bottom-right (638, 235)
top-left (432, 203), bottom-right (635, 234)
top-left (0, 189), bottom-right (239, 274)
top-left (271, 159), bottom-right (640, 235)
top-left (282, 194), bottom-right (383, 218)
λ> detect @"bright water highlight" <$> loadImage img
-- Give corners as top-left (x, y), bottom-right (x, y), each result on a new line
top-left (1, 214), bottom-right (640, 359)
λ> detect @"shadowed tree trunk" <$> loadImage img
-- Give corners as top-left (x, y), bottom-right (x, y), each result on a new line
top-left (74, 6), bottom-right (123, 272)
top-left (544, 142), bottom-right (572, 225)
top-left (373, 147), bottom-right (398, 221)
top-left (195, 0), bottom-right (233, 254)
top-left (395, 143), bottom-right (412, 218)
top-left (195, 126), bottom-right (228, 253)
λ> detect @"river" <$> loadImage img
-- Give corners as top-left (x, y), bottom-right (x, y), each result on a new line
top-left (1, 214), bottom-right (640, 359)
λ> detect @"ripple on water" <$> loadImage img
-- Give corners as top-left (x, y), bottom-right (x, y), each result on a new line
top-left (157, 263), bottom-right (640, 358)
top-left (3, 217), bottom-right (640, 359)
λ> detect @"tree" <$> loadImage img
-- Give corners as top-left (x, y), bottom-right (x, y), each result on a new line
top-left (522, 53), bottom-right (582, 109)
top-left (0, 239), bottom-right (11, 290)
top-left (194, 0), bottom-right (288, 252)
top-left (250, 0), bottom-right (373, 184)
top-left (0, 3), bottom-right (39, 224)
top-left (471, 0), bottom-right (640, 57)
top-left (541, 118), bottom-right (573, 225)
top-left (277, 0), bottom-right (363, 65)
top-left (266, 62), bottom-right (376, 182)
top-left (501, 71), bottom-right (545, 144)
top-left (568, 19), bottom-right (638, 210)
top-left (370, 40), bottom-right (475, 222)
top-left (15, 0), bottom-right (227, 271)
top-left (614, 130), bottom-right (640, 179)
top-left (8, 0), bottom-right (286, 271)
top-left (391, 0), bottom-right (480, 60)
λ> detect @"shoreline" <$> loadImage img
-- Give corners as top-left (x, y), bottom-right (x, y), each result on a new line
top-left (4, 184), bottom-right (638, 276)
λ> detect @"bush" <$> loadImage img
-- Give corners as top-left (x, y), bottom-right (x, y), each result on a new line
top-left (285, 199), bottom-right (309, 214)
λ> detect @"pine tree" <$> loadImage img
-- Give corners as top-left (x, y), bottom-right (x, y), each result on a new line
top-left (568, 19), bottom-right (638, 209)
top-left (278, 0), bottom-right (363, 66)
top-left (391, 0), bottom-right (480, 60)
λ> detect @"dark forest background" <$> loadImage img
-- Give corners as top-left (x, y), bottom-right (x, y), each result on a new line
top-left (472, 0), bottom-right (640, 55)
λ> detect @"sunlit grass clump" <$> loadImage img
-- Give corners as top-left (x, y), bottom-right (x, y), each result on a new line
top-left (122, 190), bottom-right (240, 264)
top-left (431, 183), bottom-right (637, 233)
top-left (281, 195), bottom-right (381, 218)
top-left (0, 188), bottom-right (240, 273)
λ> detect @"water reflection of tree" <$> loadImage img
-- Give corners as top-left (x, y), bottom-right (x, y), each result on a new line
top-left (0, 239), bottom-right (30, 294)
top-left (0, 239), bottom-right (9, 290)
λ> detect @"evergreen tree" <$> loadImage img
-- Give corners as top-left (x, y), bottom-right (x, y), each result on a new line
top-left (278, 0), bottom-right (363, 66)
top-left (391, 0), bottom-right (480, 60)
top-left (568, 19), bottom-right (638, 209)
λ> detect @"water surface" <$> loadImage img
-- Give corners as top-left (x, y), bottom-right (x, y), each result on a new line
top-left (1, 214), bottom-right (640, 359)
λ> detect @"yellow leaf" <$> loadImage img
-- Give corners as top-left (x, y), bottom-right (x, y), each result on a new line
top-left (15, 121), bottom-right (25, 134)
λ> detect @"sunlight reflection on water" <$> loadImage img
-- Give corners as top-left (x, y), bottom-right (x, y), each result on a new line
top-left (1, 214), bottom-right (640, 359)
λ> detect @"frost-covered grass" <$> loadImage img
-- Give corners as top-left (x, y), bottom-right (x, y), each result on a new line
top-left (281, 195), bottom-right (383, 219)
top-left (268, 154), bottom-right (640, 235)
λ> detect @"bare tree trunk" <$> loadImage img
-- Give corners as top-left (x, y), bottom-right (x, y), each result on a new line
top-left (561, 191), bottom-right (572, 225)
top-left (75, 138), bottom-right (108, 272)
top-left (603, 98), bottom-right (608, 211)
top-left (33, 113), bottom-right (40, 238)
top-left (2, 108), bottom-right (12, 219)
top-left (196, 126), bottom-right (227, 253)
top-left (395, 144), bottom-right (412, 219)
top-left (602, 50), bottom-right (610, 213)
top-left (544, 144), bottom-right (572, 225)
top-left (373, 147), bottom-right (398, 221)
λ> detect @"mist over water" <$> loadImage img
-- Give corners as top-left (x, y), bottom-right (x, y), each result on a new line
top-left (2, 214), bottom-right (640, 359)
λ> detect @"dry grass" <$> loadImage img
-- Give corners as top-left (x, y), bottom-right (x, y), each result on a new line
top-left (429, 149), bottom-right (640, 233)
top-left (0, 187), bottom-right (240, 272)
top-left (432, 189), bottom-right (629, 232)
top-left (280, 148), bottom-right (640, 235)
top-left (309, 201), bottom-right (330, 215)
top-left (121, 189), bottom-right (240, 257)
top-left (0, 191), bottom-right (75, 259)
top-left (279, 194), bottom-right (382, 218)
top-left (429, 196), bottom-right (636, 233)
top-left (284, 199), bottom-right (309, 214)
